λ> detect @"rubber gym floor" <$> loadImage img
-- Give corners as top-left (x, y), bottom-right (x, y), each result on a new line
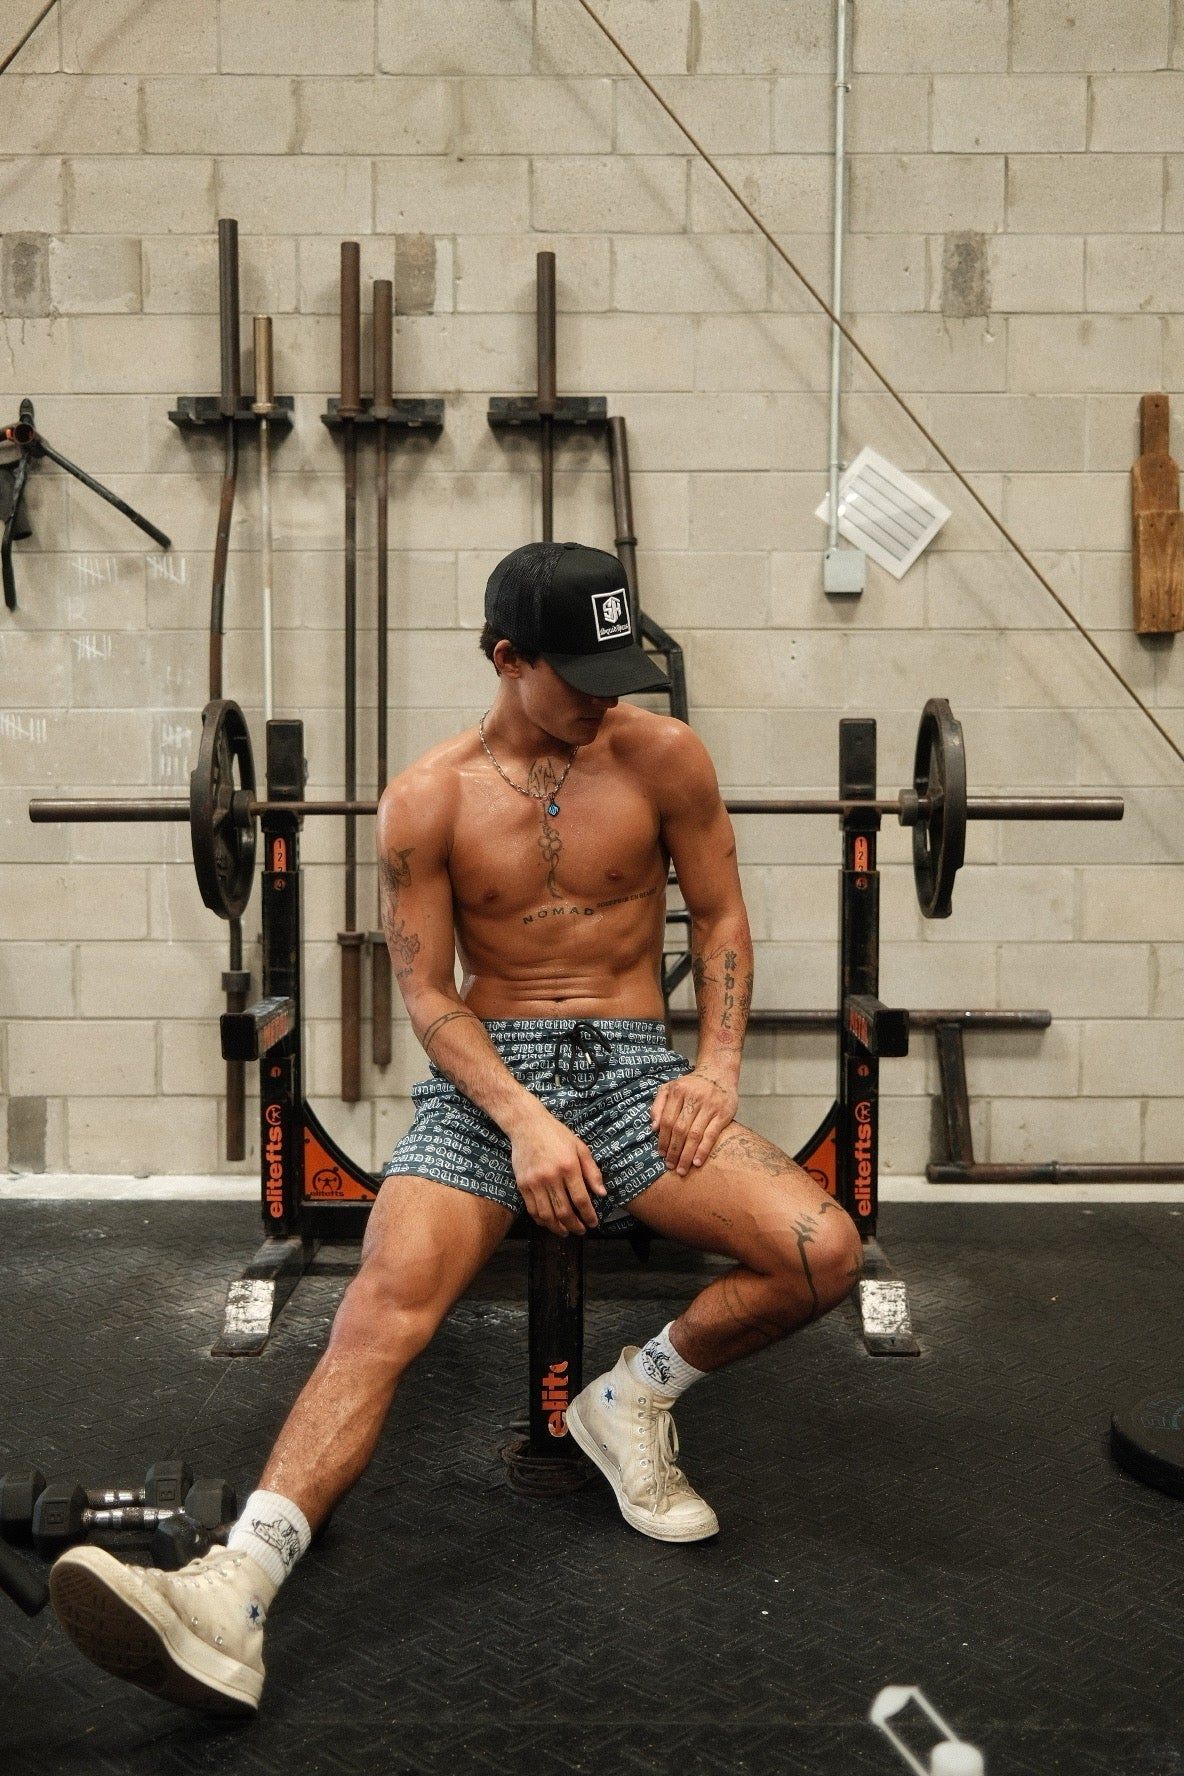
top-left (1, 1196), bottom-right (1182, 1776)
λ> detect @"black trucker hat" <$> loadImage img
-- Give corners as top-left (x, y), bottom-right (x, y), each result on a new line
top-left (485, 541), bottom-right (670, 696)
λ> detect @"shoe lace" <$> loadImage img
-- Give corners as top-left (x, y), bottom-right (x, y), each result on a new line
top-left (635, 1397), bottom-right (689, 1509)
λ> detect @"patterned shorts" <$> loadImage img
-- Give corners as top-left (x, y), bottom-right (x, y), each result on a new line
top-left (382, 1017), bottom-right (694, 1225)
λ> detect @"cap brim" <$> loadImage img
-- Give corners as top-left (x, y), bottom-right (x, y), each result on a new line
top-left (544, 644), bottom-right (670, 696)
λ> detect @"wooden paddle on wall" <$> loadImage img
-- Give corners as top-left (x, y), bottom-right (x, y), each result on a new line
top-left (1132, 392), bottom-right (1184, 633)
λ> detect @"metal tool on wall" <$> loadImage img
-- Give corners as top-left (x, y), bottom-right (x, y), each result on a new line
top-left (488, 250), bottom-right (606, 536)
top-left (322, 247), bottom-right (444, 1101)
top-left (168, 217), bottom-right (294, 1161)
top-left (253, 316), bottom-right (277, 719)
top-left (0, 400), bottom-right (171, 612)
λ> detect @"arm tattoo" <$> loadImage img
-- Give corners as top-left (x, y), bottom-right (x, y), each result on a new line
top-left (385, 920), bottom-right (421, 979)
top-left (380, 847), bottom-right (413, 909)
top-left (421, 1009), bottom-right (481, 1054)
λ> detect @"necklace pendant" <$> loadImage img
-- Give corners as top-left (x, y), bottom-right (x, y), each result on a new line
top-left (546, 800), bottom-right (560, 818)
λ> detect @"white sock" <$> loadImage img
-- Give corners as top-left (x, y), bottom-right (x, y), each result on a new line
top-left (225, 1489), bottom-right (312, 1591)
top-left (628, 1322), bottom-right (707, 1400)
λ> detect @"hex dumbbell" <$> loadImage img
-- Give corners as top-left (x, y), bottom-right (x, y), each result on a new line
top-left (31, 1477), bottom-right (237, 1556)
top-left (0, 1460), bottom-right (196, 1545)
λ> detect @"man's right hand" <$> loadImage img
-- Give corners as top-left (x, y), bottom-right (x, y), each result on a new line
top-left (511, 1111), bottom-right (607, 1236)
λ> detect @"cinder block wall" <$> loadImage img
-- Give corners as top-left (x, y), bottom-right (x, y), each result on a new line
top-left (1, 0), bottom-right (1181, 1178)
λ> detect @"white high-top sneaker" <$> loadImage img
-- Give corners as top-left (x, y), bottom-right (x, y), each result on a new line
top-left (566, 1347), bottom-right (719, 1543)
top-left (50, 1543), bottom-right (274, 1715)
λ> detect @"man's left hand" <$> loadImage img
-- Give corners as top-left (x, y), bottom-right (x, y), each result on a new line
top-left (651, 1070), bottom-right (739, 1176)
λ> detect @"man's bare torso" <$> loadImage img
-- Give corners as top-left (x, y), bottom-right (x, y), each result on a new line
top-left (407, 704), bottom-right (671, 1021)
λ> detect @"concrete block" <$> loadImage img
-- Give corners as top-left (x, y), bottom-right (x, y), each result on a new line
top-left (927, 549), bottom-right (1080, 635)
top-left (378, 154), bottom-right (530, 234)
top-left (849, 315), bottom-right (1007, 392)
top-left (690, 0), bottom-right (831, 74)
top-left (989, 1096), bottom-right (1142, 1164)
top-left (877, 1097), bottom-right (938, 1176)
top-left (458, 76), bottom-right (612, 155)
top-left (877, 939), bottom-right (998, 1009)
top-left (0, 630), bottom-right (69, 706)
top-left (0, 315), bottom-right (69, 393)
top-left (921, 864), bottom-right (1077, 945)
top-left (68, 628), bottom-right (205, 712)
top-left (67, 1097), bottom-right (220, 1174)
top-left (798, 233), bottom-right (927, 315)
top-left (600, 392), bottom-right (775, 471)
top-left (1083, 397), bottom-right (1148, 476)
top-left (638, 548), bottom-right (769, 628)
top-left (924, 396), bottom-right (1085, 474)
top-left (0, 0), bottom-right (59, 70)
top-left (0, 866), bottom-right (149, 940)
top-left (296, 75), bottom-right (452, 155)
top-left (686, 628), bottom-right (845, 708)
top-left (533, 155), bottom-right (686, 234)
top-left (8, 1020), bottom-right (157, 1096)
top-left (1152, 945), bottom-right (1184, 1018)
top-left (48, 236), bottom-right (141, 315)
top-left (62, 0), bottom-right (218, 73)
top-left (770, 549), bottom-right (927, 631)
top-left (564, 313), bottom-right (695, 391)
top-left (3, 709), bottom-right (153, 789)
top-left (854, 0), bottom-right (1008, 72)
top-left (618, 74), bottom-right (771, 156)
top-left (221, 1), bottom-right (375, 74)
top-left (1077, 550), bottom-right (1131, 628)
top-left (932, 76), bottom-right (1087, 153)
top-left (143, 75), bottom-right (296, 155)
top-left (774, 74), bottom-right (930, 154)
top-left (78, 941), bottom-right (223, 1018)
top-left (0, 157), bottom-right (63, 231)
top-left (941, 231), bottom-right (990, 321)
top-left (985, 236), bottom-right (1084, 315)
top-left (1091, 74), bottom-right (1184, 151)
top-left (0, 74), bottom-right (138, 154)
top-left (159, 1021), bottom-right (233, 1097)
top-left (998, 626), bottom-right (1155, 710)
top-left (1009, 155), bottom-right (1163, 236)
top-left (613, 233), bottom-right (767, 314)
top-left (999, 943), bottom-right (1151, 1019)
top-left (1161, 318), bottom-right (1184, 395)
top-left (378, 0), bottom-right (533, 74)
top-left (849, 154), bottom-right (1004, 235)
top-left (694, 314), bottom-right (830, 393)
top-left (66, 157), bottom-right (214, 235)
top-left (1013, 0), bottom-right (1170, 72)
top-left (1157, 163), bottom-right (1184, 239)
top-left (534, 0), bottom-right (690, 75)
top-left (1007, 317), bottom-right (1163, 396)
top-left (143, 233), bottom-right (297, 316)
top-left (1002, 471), bottom-right (1128, 554)
top-left (297, 235), bottom-right (410, 314)
top-left (1083, 868), bottom-right (1184, 942)
top-left (2, 233), bottom-right (48, 317)
top-left (454, 233), bottom-right (609, 313)
top-left (689, 155), bottom-right (832, 235)
top-left (548, 463), bottom-right (688, 551)
top-left (1082, 1019), bottom-right (1184, 1097)
top-left (1143, 1099), bottom-right (1184, 1163)
top-left (0, 943), bottom-right (75, 1018)
top-left (1075, 707), bottom-right (1184, 793)
top-left (217, 156), bottom-right (373, 234)
top-left (685, 471), bottom-right (823, 552)
top-left (845, 629), bottom-right (1000, 712)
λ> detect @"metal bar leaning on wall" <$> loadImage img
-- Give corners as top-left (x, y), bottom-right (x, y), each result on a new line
top-left (337, 242), bottom-right (365, 1105)
top-left (370, 278), bottom-right (394, 1071)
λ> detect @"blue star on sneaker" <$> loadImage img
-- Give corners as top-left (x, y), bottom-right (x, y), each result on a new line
top-left (247, 1602), bottom-right (263, 1626)
top-left (602, 1385), bottom-right (615, 1404)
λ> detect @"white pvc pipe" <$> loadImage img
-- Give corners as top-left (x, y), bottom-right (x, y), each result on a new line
top-left (827, 0), bottom-right (850, 548)
top-left (259, 417), bottom-right (273, 720)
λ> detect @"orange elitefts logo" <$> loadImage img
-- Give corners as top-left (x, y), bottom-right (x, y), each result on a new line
top-left (542, 1360), bottom-right (570, 1437)
top-left (264, 1102), bottom-right (285, 1218)
top-left (852, 1100), bottom-right (873, 1217)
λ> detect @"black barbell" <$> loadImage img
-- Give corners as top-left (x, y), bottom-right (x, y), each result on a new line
top-left (29, 697), bottom-right (1123, 922)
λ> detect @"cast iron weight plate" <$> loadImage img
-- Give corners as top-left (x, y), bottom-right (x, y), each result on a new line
top-left (912, 697), bottom-right (967, 919)
top-left (1111, 1392), bottom-right (1184, 1498)
top-left (190, 699), bottom-right (256, 921)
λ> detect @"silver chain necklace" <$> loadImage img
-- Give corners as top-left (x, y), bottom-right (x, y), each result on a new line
top-left (478, 713), bottom-right (578, 818)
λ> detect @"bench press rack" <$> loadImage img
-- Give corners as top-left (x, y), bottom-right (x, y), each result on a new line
top-left (30, 696), bottom-right (1125, 1489)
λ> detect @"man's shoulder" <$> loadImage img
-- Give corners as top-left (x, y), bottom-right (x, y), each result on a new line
top-left (378, 727), bottom-right (477, 838)
top-left (607, 705), bottom-right (713, 774)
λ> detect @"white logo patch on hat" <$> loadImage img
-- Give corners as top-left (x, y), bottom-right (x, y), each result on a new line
top-left (592, 589), bottom-right (631, 643)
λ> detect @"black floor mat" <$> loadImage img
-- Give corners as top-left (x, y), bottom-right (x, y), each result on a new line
top-left (2, 1198), bottom-right (1183, 1775)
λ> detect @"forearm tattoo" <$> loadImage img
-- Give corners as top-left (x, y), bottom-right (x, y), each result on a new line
top-left (421, 1009), bottom-right (482, 1055)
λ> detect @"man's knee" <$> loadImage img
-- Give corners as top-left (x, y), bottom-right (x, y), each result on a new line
top-left (330, 1257), bottom-right (446, 1368)
top-left (767, 1201), bottom-right (863, 1324)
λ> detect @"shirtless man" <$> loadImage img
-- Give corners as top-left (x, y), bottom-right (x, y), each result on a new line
top-left (49, 540), bottom-right (863, 1716)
